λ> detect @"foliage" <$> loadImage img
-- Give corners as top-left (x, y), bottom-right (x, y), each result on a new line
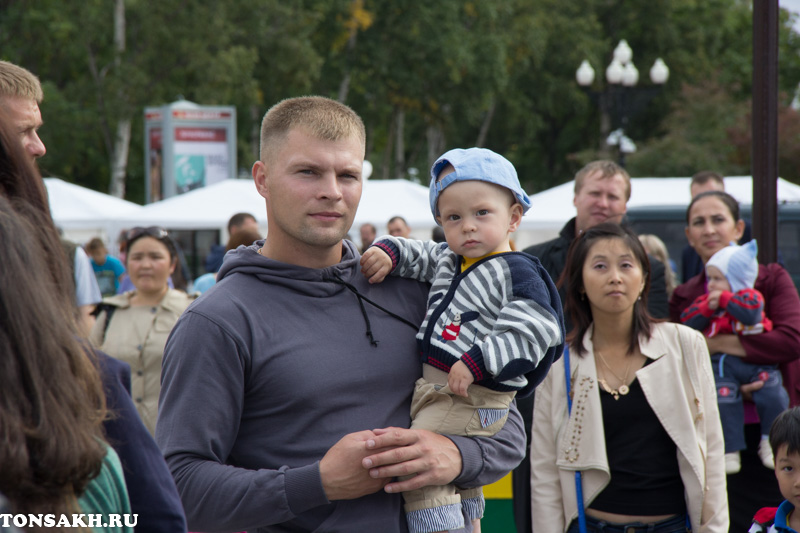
top-left (1, 0), bottom-right (799, 200)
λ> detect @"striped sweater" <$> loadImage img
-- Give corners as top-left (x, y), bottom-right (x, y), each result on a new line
top-left (373, 237), bottom-right (564, 397)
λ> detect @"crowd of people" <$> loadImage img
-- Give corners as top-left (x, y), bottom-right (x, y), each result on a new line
top-left (3, 57), bottom-right (800, 533)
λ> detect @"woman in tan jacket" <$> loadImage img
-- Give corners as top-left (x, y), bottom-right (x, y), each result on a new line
top-left (531, 223), bottom-right (727, 533)
top-left (90, 226), bottom-right (195, 435)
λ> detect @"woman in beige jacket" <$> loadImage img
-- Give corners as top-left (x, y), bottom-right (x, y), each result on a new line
top-left (90, 226), bottom-right (195, 435)
top-left (531, 223), bottom-right (727, 533)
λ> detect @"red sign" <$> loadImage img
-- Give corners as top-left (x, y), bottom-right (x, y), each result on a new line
top-left (175, 128), bottom-right (227, 142)
top-left (172, 110), bottom-right (232, 120)
top-left (150, 128), bottom-right (162, 149)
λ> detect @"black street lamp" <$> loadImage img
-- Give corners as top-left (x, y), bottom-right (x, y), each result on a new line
top-left (576, 40), bottom-right (669, 167)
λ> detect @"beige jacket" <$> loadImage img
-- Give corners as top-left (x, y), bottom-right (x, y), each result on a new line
top-left (531, 322), bottom-right (727, 533)
top-left (90, 289), bottom-right (194, 435)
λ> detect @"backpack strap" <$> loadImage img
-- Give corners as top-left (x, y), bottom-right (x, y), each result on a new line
top-left (91, 303), bottom-right (117, 342)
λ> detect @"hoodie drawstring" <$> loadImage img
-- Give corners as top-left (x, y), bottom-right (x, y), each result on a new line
top-left (325, 273), bottom-right (418, 347)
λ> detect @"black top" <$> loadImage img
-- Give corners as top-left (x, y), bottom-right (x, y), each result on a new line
top-left (590, 361), bottom-right (686, 516)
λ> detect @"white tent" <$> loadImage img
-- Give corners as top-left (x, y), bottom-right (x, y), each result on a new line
top-left (112, 178), bottom-right (437, 242)
top-left (115, 178), bottom-right (267, 231)
top-left (520, 176), bottom-right (800, 247)
top-left (44, 178), bottom-right (143, 244)
top-left (50, 174), bottom-right (800, 251)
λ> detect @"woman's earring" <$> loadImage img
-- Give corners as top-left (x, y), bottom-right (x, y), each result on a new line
top-left (580, 292), bottom-right (585, 301)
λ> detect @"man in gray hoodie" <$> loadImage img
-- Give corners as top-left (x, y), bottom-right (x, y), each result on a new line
top-left (156, 96), bottom-right (525, 532)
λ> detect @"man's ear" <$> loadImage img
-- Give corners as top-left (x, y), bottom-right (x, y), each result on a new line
top-left (509, 203), bottom-right (524, 233)
top-left (253, 161), bottom-right (269, 199)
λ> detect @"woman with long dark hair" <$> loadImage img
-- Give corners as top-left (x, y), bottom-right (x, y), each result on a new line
top-left (0, 195), bottom-right (134, 528)
top-left (0, 109), bottom-right (131, 530)
top-left (531, 223), bottom-right (726, 533)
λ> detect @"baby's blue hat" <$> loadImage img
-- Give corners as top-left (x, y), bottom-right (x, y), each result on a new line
top-left (706, 240), bottom-right (759, 293)
top-left (429, 148), bottom-right (531, 221)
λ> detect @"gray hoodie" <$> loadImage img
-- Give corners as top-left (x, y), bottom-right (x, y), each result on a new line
top-left (156, 239), bottom-right (526, 533)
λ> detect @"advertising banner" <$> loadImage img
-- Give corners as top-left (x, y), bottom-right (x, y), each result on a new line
top-left (173, 127), bottom-right (228, 194)
top-left (143, 102), bottom-right (236, 202)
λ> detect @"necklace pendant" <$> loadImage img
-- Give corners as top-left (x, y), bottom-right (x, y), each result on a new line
top-left (618, 384), bottom-right (630, 395)
top-left (599, 379), bottom-right (621, 400)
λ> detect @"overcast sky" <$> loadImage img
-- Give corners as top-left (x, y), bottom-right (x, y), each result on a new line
top-left (782, 0), bottom-right (800, 32)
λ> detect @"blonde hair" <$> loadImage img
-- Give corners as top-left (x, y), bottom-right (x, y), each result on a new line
top-left (639, 234), bottom-right (677, 297)
top-left (574, 160), bottom-right (631, 200)
top-left (259, 96), bottom-right (365, 163)
top-left (0, 60), bottom-right (43, 102)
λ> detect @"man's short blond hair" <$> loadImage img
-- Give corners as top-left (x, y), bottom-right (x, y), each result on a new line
top-left (574, 160), bottom-right (631, 200)
top-left (690, 170), bottom-right (724, 189)
top-left (0, 61), bottom-right (43, 103)
top-left (259, 96), bottom-right (365, 163)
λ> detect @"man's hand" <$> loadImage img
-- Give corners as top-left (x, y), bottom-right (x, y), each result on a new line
top-left (362, 427), bottom-right (462, 494)
top-left (360, 247), bottom-right (392, 284)
top-left (319, 430), bottom-right (390, 501)
top-left (707, 289), bottom-right (723, 310)
top-left (448, 361), bottom-right (474, 397)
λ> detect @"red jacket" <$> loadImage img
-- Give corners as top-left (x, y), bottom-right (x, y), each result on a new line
top-left (670, 264), bottom-right (800, 405)
top-left (680, 288), bottom-right (773, 337)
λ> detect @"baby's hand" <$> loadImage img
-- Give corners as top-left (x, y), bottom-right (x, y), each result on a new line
top-left (707, 290), bottom-right (723, 310)
top-left (360, 247), bottom-right (392, 284)
top-left (448, 361), bottom-right (474, 397)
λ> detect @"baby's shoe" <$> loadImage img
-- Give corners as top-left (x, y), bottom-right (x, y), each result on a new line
top-left (758, 437), bottom-right (775, 469)
top-left (725, 451), bottom-right (741, 474)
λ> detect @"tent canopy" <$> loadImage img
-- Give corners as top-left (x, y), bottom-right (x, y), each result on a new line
top-left (115, 178), bottom-right (437, 237)
top-left (524, 176), bottom-right (800, 230)
top-left (45, 177), bottom-right (142, 228)
top-left (46, 175), bottom-right (800, 249)
top-left (116, 178), bottom-right (266, 230)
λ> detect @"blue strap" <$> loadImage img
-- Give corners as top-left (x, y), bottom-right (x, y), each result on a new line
top-left (563, 346), bottom-right (587, 533)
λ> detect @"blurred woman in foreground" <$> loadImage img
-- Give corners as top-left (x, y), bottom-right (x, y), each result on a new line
top-left (0, 110), bottom-right (131, 529)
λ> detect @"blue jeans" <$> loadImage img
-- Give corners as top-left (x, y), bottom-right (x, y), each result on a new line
top-left (566, 514), bottom-right (689, 533)
top-left (711, 353), bottom-right (789, 453)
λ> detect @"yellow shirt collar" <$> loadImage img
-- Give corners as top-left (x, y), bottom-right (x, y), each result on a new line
top-left (461, 251), bottom-right (503, 272)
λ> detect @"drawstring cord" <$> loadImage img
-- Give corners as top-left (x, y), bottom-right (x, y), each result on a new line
top-left (325, 273), bottom-right (418, 347)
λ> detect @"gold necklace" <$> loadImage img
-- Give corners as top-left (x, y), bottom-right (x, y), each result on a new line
top-left (595, 346), bottom-right (632, 400)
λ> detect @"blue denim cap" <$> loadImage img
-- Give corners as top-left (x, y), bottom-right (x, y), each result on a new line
top-left (429, 148), bottom-right (531, 221)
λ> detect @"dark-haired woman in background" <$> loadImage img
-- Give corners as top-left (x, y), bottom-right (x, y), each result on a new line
top-left (91, 226), bottom-right (196, 435)
top-left (531, 222), bottom-right (726, 533)
top-left (670, 190), bottom-right (800, 531)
